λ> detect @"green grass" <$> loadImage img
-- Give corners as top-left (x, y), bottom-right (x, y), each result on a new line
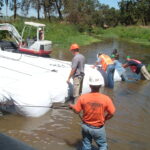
top-left (45, 23), bottom-right (99, 49)
top-left (2, 19), bottom-right (150, 49)
top-left (147, 64), bottom-right (150, 73)
top-left (98, 26), bottom-right (150, 46)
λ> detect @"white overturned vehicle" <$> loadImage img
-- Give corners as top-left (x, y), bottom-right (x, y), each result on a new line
top-left (0, 50), bottom-right (121, 117)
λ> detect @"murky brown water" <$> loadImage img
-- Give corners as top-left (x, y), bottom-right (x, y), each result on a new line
top-left (0, 39), bottom-right (150, 150)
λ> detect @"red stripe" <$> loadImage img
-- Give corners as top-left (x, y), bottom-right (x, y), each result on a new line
top-left (19, 48), bottom-right (51, 55)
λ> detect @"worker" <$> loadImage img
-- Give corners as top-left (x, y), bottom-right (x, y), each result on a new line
top-left (111, 54), bottom-right (128, 81)
top-left (38, 28), bottom-right (44, 40)
top-left (69, 73), bottom-right (116, 150)
top-left (111, 48), bottom-right (119, 60)
top-left (93, 53), bottom-right (115, 88)
top-left (123, 56), bottom-right (150, 80)
top-left (67, 43), bottom-right (85, 103)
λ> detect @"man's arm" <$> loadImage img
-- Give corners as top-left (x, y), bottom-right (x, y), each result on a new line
top-left (69, 104), bottom-right (80, 114)
top-left (105, 97), bottom-right (116, 122)
top-left (105, 113), bottom-right (114, 121)
top-left (67, 68), bottom-right (76, 83)
top-left (68, 97), bottom-right (82, 114)
top-left (122, 63), bottom-right (128, 68)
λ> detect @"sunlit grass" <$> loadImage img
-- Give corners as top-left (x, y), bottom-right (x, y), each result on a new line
top-left (3, 19), bottom-right (150, 49)
top-left (99, 26), bottom-right (150, 46)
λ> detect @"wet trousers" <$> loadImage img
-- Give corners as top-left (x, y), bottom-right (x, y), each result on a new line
top-left (106, 64), bottom-right (115, 88)
top-left (81, 123), bottom-right (107, 150)
top-left (73, 76), bottom-right (84, 102)
top-left (141, 65), bottom-right (150, 80)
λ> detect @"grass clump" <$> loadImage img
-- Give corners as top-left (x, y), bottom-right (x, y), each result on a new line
top-left (98, 26), bottom-right (150, 46)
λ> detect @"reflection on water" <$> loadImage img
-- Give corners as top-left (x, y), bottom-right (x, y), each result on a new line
top-left (0, 39), bottom-right (150, 150)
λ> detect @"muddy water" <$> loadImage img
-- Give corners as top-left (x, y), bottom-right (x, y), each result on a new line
top-left (0, 39), bottom-right (150, 150)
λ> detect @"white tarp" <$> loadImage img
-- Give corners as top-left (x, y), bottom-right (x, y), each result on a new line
top-left (0, 50), bottom-right (121, 117)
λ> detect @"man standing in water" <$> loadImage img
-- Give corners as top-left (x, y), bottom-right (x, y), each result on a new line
top-left (93, 53), bottom-right (115, 88)
top-left (69, 73), bottom-right (116, 150)
top-left (123, 56), bottom-right (150, 80)
top-left (67, 43), bottom-right (85, 103)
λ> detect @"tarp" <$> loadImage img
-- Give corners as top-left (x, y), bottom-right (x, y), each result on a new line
top-left (0, 50), bottom-right (121, 117)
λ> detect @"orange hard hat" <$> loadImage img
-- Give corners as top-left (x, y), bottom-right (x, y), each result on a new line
top-left (70, 43), bottom-right (79, 51)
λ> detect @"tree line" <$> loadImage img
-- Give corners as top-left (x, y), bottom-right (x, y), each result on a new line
top-left (0, 0), bottom-right (149, 27)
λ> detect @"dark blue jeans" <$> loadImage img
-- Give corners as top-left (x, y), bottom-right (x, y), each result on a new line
top-left (106, 64), bottom-right (115, 88)
top-left (81, 123), bottom-right (107, 150)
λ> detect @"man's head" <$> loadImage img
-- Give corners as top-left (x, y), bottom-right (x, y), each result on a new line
top-left (70, 43), bottom-right (79, 53)
top-left (126, 56), bottom-right (131, 60)
top-left (89, 72), bottom-right (103, 92)
top-left (112, 49), bottom-right (118, 54)
top-left (111, 54), bottom-right (115, 60)
top-left (97, 52), bottom-right (102, 57)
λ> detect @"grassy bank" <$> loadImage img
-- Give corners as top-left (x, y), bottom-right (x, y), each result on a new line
top-left (3, 20), bottom-right (150, 49)
top-left (96, 26), bottom-right (150, 46)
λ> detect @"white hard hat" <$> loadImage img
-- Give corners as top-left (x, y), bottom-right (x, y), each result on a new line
top-left (89, 71), bottom-right (103, 86)
top-left (39, 27), bottom-right (42, 30)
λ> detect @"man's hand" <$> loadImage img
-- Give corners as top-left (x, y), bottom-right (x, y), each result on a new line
top-left (68, 103), bottom-right (73, 109)
top-left (67, 79), bottom-right (70, 84)
top-left (91, 65), bottom-right (96, 69)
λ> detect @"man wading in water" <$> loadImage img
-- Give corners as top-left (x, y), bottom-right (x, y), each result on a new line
top-left (69, 73), bottom-right (116, 150)
top-left (67, 43), bottom-right (85, 103)
top-left (123, 56), bottom-right (150, 80)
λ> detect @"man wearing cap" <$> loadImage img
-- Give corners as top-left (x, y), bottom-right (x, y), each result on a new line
top-left (123, 56), bottom-right (150, 80)
top-left (67, 43), bottom-right (85, 103)
top-left (69, 73), bottom-right (116, 150)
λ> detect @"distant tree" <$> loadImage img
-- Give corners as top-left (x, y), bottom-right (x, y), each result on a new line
top-left (63, 0), bottom-right (100, 26)
top-left (118, 0), bottom-right (150, 26)
top-left (90, 4), bottom-right (120, 28)
top-left (10, 0), bottom-right (20, 19)
top-left (20, 0), bottom-right (31, 17)
top-left (54, 0), bottom-right (63, 20)
top-left (0, 0), bottom-right (3, 11)
top-left (5, 0), bottom-right (8, 17)
top-left (119, 0), bottom-right (138, 25)
top-left (42, 0), bottom-right (54, 21)
top-left (30, 0), bottom-right (41, 19)
top-left (136, 0), bottom-right (150, 25)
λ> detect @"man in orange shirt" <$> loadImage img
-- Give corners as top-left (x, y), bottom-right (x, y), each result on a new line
top-left (69, 73), bottom-right (116, 150)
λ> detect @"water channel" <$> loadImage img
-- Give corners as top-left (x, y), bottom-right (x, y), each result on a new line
top-left (0, 39), bottom-right (150, 150)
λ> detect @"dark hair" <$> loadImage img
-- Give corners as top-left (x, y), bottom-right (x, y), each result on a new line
top-left (73, 49), bottom-right (79, 52)
top-left (98, 53), bottom-right (102, 57)
top-left (90, 85), bottom-right (101, 92)
top-left (112, 49), bottom-right (118, 54)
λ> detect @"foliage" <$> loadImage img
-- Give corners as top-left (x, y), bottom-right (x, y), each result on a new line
top-left (1, 0), bottom-right (150, 27)
top-left (118, 0), bottom-right (150, 26)
top-left (99, 26), bottom-right (150, 46)
top-left (147, 64), bottom-right (150, 73)
top-left (44, 22), bottom-right (99, 49)
top-left (0, 0), bottom-right (3, 10)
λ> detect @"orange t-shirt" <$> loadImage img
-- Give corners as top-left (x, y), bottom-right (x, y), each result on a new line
top-left (72, 92), bottom-right (115, 127)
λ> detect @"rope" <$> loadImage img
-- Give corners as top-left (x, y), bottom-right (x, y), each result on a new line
top-left (0, 65), bottom-right (32, 76)
top-left (0, 53), bottom-right (22, 61)
top-left (0, 102), bottom-right (70, 110)
top-left (0, 53), bottom-right (70, 71)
